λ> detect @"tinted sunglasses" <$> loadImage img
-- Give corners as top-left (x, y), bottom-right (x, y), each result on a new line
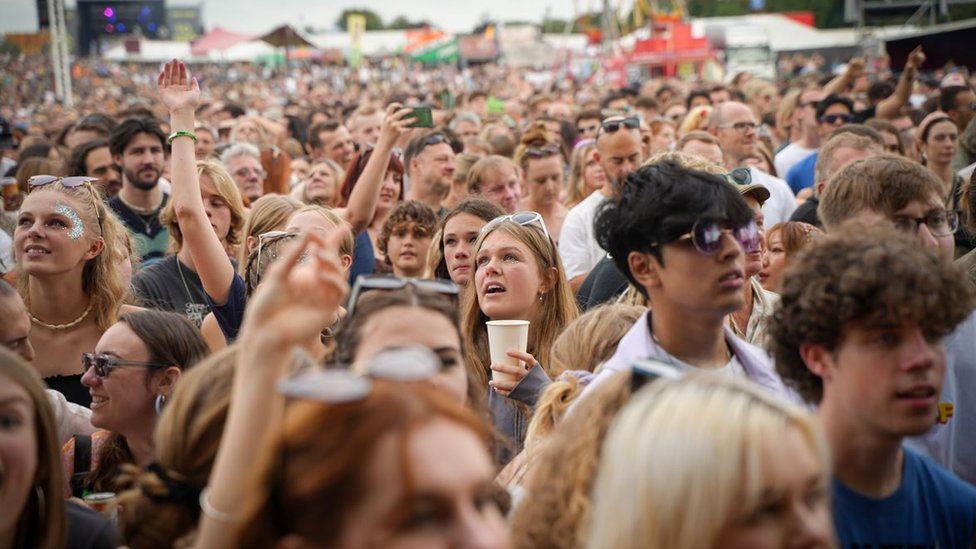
top-left (347, 275), bottom-right (459, 318)
top-left (82, 353), bottom-right (169, 379)
top-left (256, 230), bottom-right (298, 262)
top-left (28, 175), bottom-right (102, 231)
top-left (525, 144), bottom-right (561, 159)
top-left (482, 211), bottom-right (550, 240)
top-left (653, 218), bottom-right (761, 255)
top-left (723, 167), bottom-right (752, 186)
top-left (600, 117), bottom-right (640, 133)
top-left (820, 113), bottom-right (853, 125)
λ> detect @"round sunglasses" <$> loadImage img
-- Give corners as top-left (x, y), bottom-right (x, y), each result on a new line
top-left (653, 219), bottom-right (761, 255)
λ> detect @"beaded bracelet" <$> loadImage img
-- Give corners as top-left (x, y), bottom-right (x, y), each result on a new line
top-left (167, 130), bottom-right (197, 145)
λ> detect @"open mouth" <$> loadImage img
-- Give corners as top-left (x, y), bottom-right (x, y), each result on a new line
top-left (24, 244), bottom-right (50, 257)
top-left (90, 394), bottom-right (109, 409)
top-left (484, 282), bottom-right (506, 295)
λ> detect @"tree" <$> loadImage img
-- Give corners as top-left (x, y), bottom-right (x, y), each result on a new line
top-left (335, 8), bottom-right (384, 31)
top-left (387, 15), bottom-right (432, 29)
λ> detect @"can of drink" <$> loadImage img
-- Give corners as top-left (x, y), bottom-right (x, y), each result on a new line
top-left (83, 492), bottom-right (118, 519)
top-left (1, 177), bottom-right (17, 205)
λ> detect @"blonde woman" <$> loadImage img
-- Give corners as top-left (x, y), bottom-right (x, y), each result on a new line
top-left (678, 104), bottom-right (713, 137)
top-left (587, 375), bottom-right (833, 549)
top-left (564, 140), bottom-right (606, 208)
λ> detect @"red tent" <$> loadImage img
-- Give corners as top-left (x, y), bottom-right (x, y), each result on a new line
top-left (190, 27), bottom-right (255, 56)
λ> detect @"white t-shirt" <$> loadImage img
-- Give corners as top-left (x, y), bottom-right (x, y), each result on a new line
top-left (751, 167), bottom-right (797, 229)
top-left (0, 229), bottom-right (12, 274)
top-left (558, 190), bottom-right (610, 279)
top-left (774, 143), bottom-right (818, 180)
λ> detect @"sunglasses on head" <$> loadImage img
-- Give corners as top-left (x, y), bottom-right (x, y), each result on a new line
top-left (256, 230), bottom-right (299, 262)
top-left (482, 211), bottom-right (550, 240)
top-left (723, 167), bottom-right (753, 187)
top-left (653, 218), bottom-right (761, 256)
top-left (525, 144), bottom-right (561, 159)
top-left (347, 275), bottom-right (460, 318)
top-left (82, 353), bottom-right (169, 379)
top-left (601, 117), bottom-right (640, 134)
top-left (28, 175), bottom-right (103, 231)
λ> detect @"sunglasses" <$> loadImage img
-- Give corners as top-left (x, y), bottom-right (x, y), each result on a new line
top-left (723, 167), bottom-right (753, 186)
top-left (256, 230), bottom-right (298, 262)
top-left (577, 124), bottom-right (599, 134)
top-left (600, 117), bottom-right (640, 134)
top-left (630, 359), bottom-right (682, 394)
top-left (820, 114), bottom-right (853, 125)
top-left (82, 353), bottom-right (170, 379)
top-left (347, 275), bottom-right (459, 318)
top-left (715, 121), bottom-right (758, 133)
top-left (234, 166), bottom-right (267, 179)
top-left (482, 211), bottom-right (550, 240)
top-left (653, 218), bottom-right (761, 255)
top-left (415, 133), bottom-right (451, 155)
top-left (278, 347), bottom-right (440, 402)
top-left (525, 144), bottom-right (561, 159)
top-left (28, 175), bottom-right (102, 231)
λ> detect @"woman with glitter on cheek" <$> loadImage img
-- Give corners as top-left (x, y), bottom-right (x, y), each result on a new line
top-left (13, 177), bottom-right (134, 407)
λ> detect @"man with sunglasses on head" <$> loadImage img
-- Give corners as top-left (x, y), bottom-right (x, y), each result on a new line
top-left (559, 115), bottom-right (643, 292)
top-left (579, 160), bottom-right (795, 402)
top-left (404, 130), bottom-right (456, 216)
top-left (707, 102), bottom-right (796, 229)
top-left (783, 94), bottom-right (855, 195)
top-left (818, 154), bottom-right (976, 486)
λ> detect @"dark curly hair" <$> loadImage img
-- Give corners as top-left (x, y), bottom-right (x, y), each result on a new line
top-left (768, 224), bottom-right (975, 404)
top-left (377, 200), bottom-right (438, 265)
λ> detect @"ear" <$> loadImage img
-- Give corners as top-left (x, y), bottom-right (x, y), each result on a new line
top-left (83, 236), bottom-right (106, 261)
top-left (627, 250), bottom-right (661, 293)
top-left (112, 152), bottom-right (124, 167)
top-left (154, 365), bottom-right (183, 397)
top-left (538, 266), bottom-right (558, 295)
top-left (245, 235), bottom-right (258, 254)
top-left (799, 342), bottom-right (835, 385)
top-left (340, 253), bottom-right (353, 271)
top-left (815, 181), bottom-right (827, 196)
top-left (592, 150), bottom-right (601, 164)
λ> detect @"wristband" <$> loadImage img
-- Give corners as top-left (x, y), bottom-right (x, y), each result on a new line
top-left (167, 130), bottom-right (197, 145)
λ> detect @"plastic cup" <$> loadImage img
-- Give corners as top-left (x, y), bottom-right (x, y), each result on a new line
top-left (487, 320), bottom-right (529, 383)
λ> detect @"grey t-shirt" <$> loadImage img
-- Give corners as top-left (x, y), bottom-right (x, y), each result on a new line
top-left (131, 255), bottom-right (210, 327)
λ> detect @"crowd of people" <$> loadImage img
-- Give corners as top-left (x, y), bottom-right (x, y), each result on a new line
top-left (2, 45), bottom-right (976, 548)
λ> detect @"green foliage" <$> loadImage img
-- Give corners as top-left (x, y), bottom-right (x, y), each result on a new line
top-left (387, 15), bottom-right (433, 29)
top-left (335, 8), bottom-right (384, 31)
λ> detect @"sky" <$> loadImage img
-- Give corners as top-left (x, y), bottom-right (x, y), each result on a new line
top-left (0, 0), bottom-right (585, 35)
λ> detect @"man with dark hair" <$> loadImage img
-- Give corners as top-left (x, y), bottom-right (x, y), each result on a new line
top-left (63, 114), bottom-right (116, 151)
top-left (307, 120), bottom-right (355, 169)
top-left (783, 94), bottom-right (854, 194)
top-left (941, 85), bottom-right (976, 134)
top-left (709, 85), bottom-right (732, 106)
top-left (818, 154), bottom-right (976, 486)
top-left (403, 130), bottom-right (455, 214)
top-left (686, 88), bottom-right (711, 110)
top-left (67, 138), bottom-right (122, 198)
top-left (580, 160), bottom-right (792, 401)
top-left (574, 109), bottom-right (602, 140)
top-left (108, 117), bottom-right (169, 266)
top-left (769, 225), bottom-right (976, 546)
top-left (561, 116), bottom-right (643, 291)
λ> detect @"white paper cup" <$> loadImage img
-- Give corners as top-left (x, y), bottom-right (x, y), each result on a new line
top-left (487, 320), bottom-right (530, 383)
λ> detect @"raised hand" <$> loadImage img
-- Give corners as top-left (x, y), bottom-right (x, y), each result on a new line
top-left (906, 46), bottom-right (926, 72)
top-left (239, 229), bottom-right (350, 356)
top-left (377, 102), bottom-right (416, 147)
top-left (157, 58), bottom-right (200, 114)
top-left (845, 57), bottom-right (866, 80)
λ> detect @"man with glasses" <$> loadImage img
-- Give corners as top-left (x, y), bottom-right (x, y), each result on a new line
top-left (708, 102), bottom-right (796, 228)
top-left (784, 94), bottom-right (855, 195)
top-left (774, 89), bottom-right (825, 177)
top-left (579, 160), bottom-right (794, 401)
top-left (560, 115), bottom-right (643, 291)
top-left (819, 154), bottom-right (976, 485)
top-left (404, 131), bottom-right (456, 215)
top-left (220, 142), bottom-right (266, 205)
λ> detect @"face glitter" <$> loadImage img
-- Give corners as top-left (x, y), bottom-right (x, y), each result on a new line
top-left (55, 202), bottom-right (85, 240)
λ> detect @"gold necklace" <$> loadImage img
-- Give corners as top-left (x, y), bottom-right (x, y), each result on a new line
top-left (28, 302), bottom-right (93, 330)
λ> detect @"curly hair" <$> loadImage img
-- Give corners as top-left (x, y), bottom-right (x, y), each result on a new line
top-left (376, 200), bottom-right (438, 262)
top-left (768, 224), bottom-right (975, 404)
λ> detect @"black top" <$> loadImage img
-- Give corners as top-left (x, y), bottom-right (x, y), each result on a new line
top-left (132, 255), bottom-right (211, 327)
top-left (789, 196), bottom-right (823, 228)
top-left (107, 194), bottom-right (169, 267)
top-left (576, 255), bottom-right (631, 311)
top-left (44, 374), bottom-right (90, 407)
top-left (65, 500), bottom-right (119, 549)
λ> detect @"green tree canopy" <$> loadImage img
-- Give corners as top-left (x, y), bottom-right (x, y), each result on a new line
top-left (335, 8), bottom-right (384, 31)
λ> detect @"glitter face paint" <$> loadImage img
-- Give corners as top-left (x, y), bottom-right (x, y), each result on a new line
top-left (55, 202), bottom-right (85, 240)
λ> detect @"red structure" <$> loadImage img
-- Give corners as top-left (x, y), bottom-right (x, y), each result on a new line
top-left (627, 22), bottom-right (714, 77)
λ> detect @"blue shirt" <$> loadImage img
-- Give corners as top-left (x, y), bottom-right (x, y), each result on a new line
top-left (832, 447), bottom-right (976, 548)
top-left (348, 230), bottom-right (375, 286)
top-left (785, 151), bottom-right (818, 195)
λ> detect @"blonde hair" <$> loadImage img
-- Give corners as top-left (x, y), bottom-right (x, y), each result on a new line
top-left (237, 194), bottom-right (303, 272)
top-left (586, 375), bottom-right (830, 549)
top-left (18, 182), bottom-right (126, 330)
top-left (160, 159), bottom-right (247, 253)
top-left (678, 104), bottom-right (713, 136)
top-left (523, 304), bottom-right (643, 455)
top-left (566, 141), bottom-right (598, 208)
top-left (0, 348), bottom-right (67, 549)
top-left (296, 158), bottom-right (344, 207)
top-left (118, 347), bottom-right (237, 549)
top-left (467, 155), bottom-right (519, 195)
top-left (288, 205), bottom-right (355, 258)
top-left (461, 221), bottom-right (578, 392)
top-left (230, 116), bottom-right (270, 149)
top-left (512, 372), bottom-right (631, 549)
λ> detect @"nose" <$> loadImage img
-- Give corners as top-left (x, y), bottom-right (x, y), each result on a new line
top-left (900, 327), bottom-right (939, 372)
top-left (80, 364), bottom-right (100, 388)
top-left (21, 339), bottom-right (36, 362)
top-left (787, 504), bottom-right (832, 549)
top-left (717, 231), bottom-right (744, 261)
top-left (915, 222), bottom-right (941, 250)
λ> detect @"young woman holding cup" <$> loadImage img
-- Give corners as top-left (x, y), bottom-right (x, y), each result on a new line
top-left (461, 212), bottom-right (578, 460)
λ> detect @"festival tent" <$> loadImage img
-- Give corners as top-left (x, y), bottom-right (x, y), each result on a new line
top-left (190, 27), bottom-right (255, 56)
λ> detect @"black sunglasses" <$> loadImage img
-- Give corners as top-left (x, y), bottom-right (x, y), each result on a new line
top-left (600, 117), bottom-right (640, 133)
top-left (82, 353), bottom-right (169, 379)
top-left (347, 275), bottom-right (459, 318)
top-left (820, 113), bottom-right (854, 125)
top-left (724, 167), bottom-right (752, 186)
